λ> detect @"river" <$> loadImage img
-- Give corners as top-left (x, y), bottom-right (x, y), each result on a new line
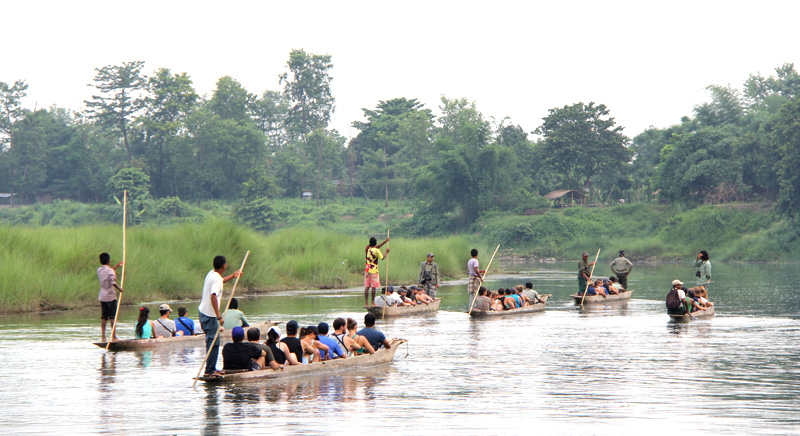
top-left (1, 261), bottom-right (798, 435)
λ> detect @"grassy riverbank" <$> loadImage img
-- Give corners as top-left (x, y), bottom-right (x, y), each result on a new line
top-left (0, 221), bottom-right (484, 313)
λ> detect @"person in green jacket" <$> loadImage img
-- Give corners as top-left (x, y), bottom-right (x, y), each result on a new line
top-left (693, 250), bottom-right (712, 291)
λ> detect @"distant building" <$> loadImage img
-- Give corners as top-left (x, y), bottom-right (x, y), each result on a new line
top-left (545, 189), bottom-right (586, 208)
top-left (302, 190), bottom-right (313, 200)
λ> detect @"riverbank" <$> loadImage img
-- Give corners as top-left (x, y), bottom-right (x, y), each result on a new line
top-left (0, 220), bottom-right (486, 313)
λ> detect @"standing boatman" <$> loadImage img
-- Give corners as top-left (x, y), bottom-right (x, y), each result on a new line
top-left (578, 251), bottom-right (595, 294)
top-left (97, 252), bottom-right (123, 342)
top-left (609, 250), bottom-right (633, 289)
top-left (198, 255), bottom-right (242, 377)
top-left (364, 236), bottom-right (390, 307)
top-left (467, 249), bottom-right (485, 309)
top-left (418, 252), bottom-right (440, 298)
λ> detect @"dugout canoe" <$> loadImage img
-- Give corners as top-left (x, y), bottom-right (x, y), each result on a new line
top-left (468, 295), bottom-right (550, 318)
top-left (93, 321), bottom-right (279, 351)
top-left (196, 338), bottom-right (407, 384)
top-left (366, 299), bottom-right (441, 318)
top-left (668, 306), bottom-right (715, 321)
top-left (571, 289), bottom-right (635, 304)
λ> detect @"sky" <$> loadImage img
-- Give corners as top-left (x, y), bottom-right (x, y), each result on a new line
top-left (3, 0), bottom-right (799, 141)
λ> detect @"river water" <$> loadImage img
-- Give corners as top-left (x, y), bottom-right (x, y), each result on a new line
top-left (1, 261), bottom-right (798, 435)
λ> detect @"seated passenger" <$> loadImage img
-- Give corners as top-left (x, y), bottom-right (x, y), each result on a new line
top-left (669, 280), bottom-right (705, 313)
top-left (603, 278), bottom-right (619, 295)
top-left (689, 286), bottom-right (714, 308)
top-left (522, 282), bottom-right (545, 304)
top-left (503, 289), bottom-right (519, 310)
top-left (345, 317), bottom-right (376, 355)
top-left (414, 286), bottom-right (434, 304)
top-left (222, 297), bottom-right (250, 330)
top-left (587, 280), bottom-right (608, 297)
top-left (153, 303), bottom-right (177, 338)
top-left (357, 313), bottom-right (392, 351)
top-left (280, 320), bottom-right (305, 363)
top-left (174, 306), bottom-right (196, 336)
top-left (222, 326), bottom-right (265, 371)
top-left (331, 317), bottom-right (374, 356)
top-left (491, 289), bottom-right (505, 311)
top-left (473, 287), bottom-right (493, 311)
top-left (608, 276), bottom-right (625, 293)
top-left (514, 285), bottom-right (531, 307)
top-left (266, 326), bottom-right (300, 366)
top-left (246, 327), bottom-right (282, 370)
top-left (300, 326), bottom-right (328, 363)
top-left (135, 306), bottom-right (156, 339)
top-left (373, 286), bottom-right (406, 307)
top-left (316, 322), bottom-right (346, 360)
top-left (399, 288), bottom-right (417, 306)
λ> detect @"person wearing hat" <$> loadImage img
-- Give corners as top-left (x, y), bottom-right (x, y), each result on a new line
top-left (153, 303), bottom-right (177, 338)
top-left (578, 251), bottom-right (596, 294)
top-left (667, 279), bottom-right (704, 314)
top-left (609, 250), bottom-right (633, 290)
top-left (418, 253), bottom-right (440, 298)
top-left (412, 286), bottom-right (435, 305)
top-left (222, 326), bottom-right (266, 371)
top-left (280, 320), bottom-right (305, 363)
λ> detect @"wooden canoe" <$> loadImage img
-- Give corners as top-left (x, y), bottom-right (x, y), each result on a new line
top-left (668, 306), bottom-right (715, 321)
top-left (571, 289), bottom-right (635, 304)
top-left (93, 321), bottom-right (279, 351)
top-left (196, 338), bottom-right (407, 384)
top-left (366, 299), bottom-right (441, 318)
top-left (469, 295), bottom-right (549, 318)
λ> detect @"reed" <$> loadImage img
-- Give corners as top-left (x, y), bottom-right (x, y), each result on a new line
top-left (0, 221), bottom-right (481, 313)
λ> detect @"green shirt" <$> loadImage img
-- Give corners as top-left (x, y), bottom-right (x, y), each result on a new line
top-left (222, 308), bottom-right (249, 330)
top-left (578, 259), bottom-right (590, 279)
top-left (693, 260), bottom-right (712, 286)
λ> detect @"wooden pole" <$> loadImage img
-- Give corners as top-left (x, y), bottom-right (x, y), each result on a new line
top-left (193, 251), bottom-right (250, 388)
top-left (467, 244), bottom-right (500, 316)
top-left (105, 190), bottom-right (126, 351)
top-left (382, 229), bottom-right (389, 320)
top-left (579, 249), bottom-right (601, 306)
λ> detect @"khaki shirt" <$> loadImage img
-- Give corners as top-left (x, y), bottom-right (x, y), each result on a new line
top-left (609, 257), bottom-right (633, 275)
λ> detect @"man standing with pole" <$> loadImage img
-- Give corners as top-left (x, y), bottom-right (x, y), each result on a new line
top-left (578, 251), bottom-right (595, 294)
top-left (364, 236), bottom-right (389, 307)
top-left (97, 252), bottom-right (123, 343)
top-left (418, 253), bottom-right (439, 298)
top-left (197, 255), bottom-right (242, 377)
top-left (609, 250), bottom-right (633, 289)
top-left (467, 249), bottom-right (485, 310)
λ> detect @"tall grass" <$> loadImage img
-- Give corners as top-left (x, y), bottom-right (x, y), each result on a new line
top-left (0, 221), bottom-right (483, 313)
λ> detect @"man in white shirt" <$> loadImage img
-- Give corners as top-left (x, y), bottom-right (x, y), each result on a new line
top-left (373, 286), bottom-right (408, 307)
top-left (198, 255), bottom-right (242, 376)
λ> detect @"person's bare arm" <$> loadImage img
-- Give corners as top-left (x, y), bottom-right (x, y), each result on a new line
top-left (375, 237), bottom-right (390, 249)
top-left (382, 339), bottom-right (392, 350)
top-left (222, 270), bottom-right (242, 283)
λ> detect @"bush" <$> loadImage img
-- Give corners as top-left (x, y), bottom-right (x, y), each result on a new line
top-left (233, 197), bottom-right (278, 232)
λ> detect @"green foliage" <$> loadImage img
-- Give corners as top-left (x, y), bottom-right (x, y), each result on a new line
top-left (772, 94), bottom-right (800, 217)
top-left (108, 167), bottom-right (151, 203)
top-left (233, 197), bottom-right (278, 232)
top-left (154, 197), bottom-right (191, 218)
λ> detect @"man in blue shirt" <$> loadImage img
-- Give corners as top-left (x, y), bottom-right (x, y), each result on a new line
top-left (174, 306), bottom-right (196, 336)
top-left (357, 313), bottom-right (392, 351)
top-left (316, 322), bottom-right (346, 360)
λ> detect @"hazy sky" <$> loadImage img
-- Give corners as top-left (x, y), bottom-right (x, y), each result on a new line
top-left (4, 0), bottom-right (799, 141)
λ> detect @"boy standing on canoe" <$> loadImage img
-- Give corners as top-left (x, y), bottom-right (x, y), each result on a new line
top-left (97, 252), bottom-right (123, 342)
top-left (364, 236), bottom-right (390, 307)
top-left (467, 249), bottom-right (485, 309)
top-left (198, 255), bottom-right (242, 377)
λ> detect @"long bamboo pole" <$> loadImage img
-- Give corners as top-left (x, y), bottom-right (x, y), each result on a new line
top-left (382, 229), bottom-right (389, 319)
top-left (579, 249), bottom-right (601, 306)
top-left (467, 244), bottom-right (500, 316)
top-left (193, 251), bottom-right (250, 388)
top-left (105, 190), bottom-right (126, 351)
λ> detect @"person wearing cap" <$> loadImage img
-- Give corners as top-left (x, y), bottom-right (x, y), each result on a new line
top-left (222, 326), bottom-right (265, 371)
top-left (578, 251), bottom-right (596, 294)
top-left (357, 313), bottom-right (392, 351)
top-left (246, 327), bottom-right (282, 370)
top-left (153, 304), bottom-right (177, 338)
top-left (280, 320), bottom-right (305, 363)
top-left (418, 253), bottom-right (440, 298)
top-left (316, 322), bottom-right (346, 360)
top-left (373, 286), bottom-right (407, 307)
top-left (364, 236), bottom-right (390, 307)
top-left (198, 255), bottom-right (243, 377)
top-left (266, 326), bottom-right (300, 365)
top-left (97, 252), bottom-right (124, 342)
top-left (669, 279), bottom-right (704, 314)
top-left (467, 249), bottom-right (485, 309)
top-left (609, 250), bottom-right (633, 290)
top-left (222, 297), bottom-right (249, 331)
top-left (413, 286), bottom-right (435, 305)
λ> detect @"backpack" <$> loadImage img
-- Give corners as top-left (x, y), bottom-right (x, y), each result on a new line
top-left (665, 288), bottom-right (681, 310)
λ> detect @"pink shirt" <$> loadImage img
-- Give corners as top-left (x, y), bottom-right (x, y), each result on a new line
top-left (97, 265), bottom-right (118, 302)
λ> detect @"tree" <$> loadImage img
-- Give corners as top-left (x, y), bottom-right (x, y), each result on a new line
top-left (772, 95), bottom-right (800, 217)
top-left (251, 90), bottom-right (289, 152)
top-left (694, 85), bottom-right (744, 127)
top-left (208, 76), bottom-right (253, 122)
top-left (0, 80), bottom-right (29, 206)
top-left (141, 68), bottom-right (198, 197)
top-left (8, 110), bottom-right (51, 202)
top-left (85, 61), bottom-right (147, 161)
top-left (534, 102), bottom-right (632, 191)
top-left (280, 49), bottom-right (335, 205)
top-left (437, 96), bottom-right (491, 150)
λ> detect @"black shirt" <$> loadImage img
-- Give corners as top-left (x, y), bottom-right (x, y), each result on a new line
top-left (268, 342), bottom-right (286, 364)
top-left (221, 341), bottom-right (262, 370)
top-left (281, 336), bottom-right (303, 363)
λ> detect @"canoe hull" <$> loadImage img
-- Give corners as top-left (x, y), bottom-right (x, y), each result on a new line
top-left (669, 306), bottom-right (715, 321)
top-left (197, 339), bottom-right (407, 384)
top-left (93, 321), bottom-right (279, 351)
top-left (366, 299), bottom-right (441, 318)
top-left (571, 290), bottom-right (635, 304)
top-left (469, 295), bottom-right (549, 318)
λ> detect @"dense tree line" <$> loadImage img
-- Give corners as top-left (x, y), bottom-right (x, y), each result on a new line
top-left (2, 53), bottom-right (800, 234)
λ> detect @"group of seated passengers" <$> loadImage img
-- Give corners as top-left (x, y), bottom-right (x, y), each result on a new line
top-left (372, 285), bottom-right (435, 307)
top-left (670, 280), bottom-right (714, 312)
top-left (582, 276), bottom-right (626, 297)
top-left (473, 282), bottom-right (546, 311)
top-left (221, 313), bottom-right (392, 373)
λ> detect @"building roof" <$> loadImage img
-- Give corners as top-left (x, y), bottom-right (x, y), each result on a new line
top-left (545, 189), bottom-right (585, 200)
